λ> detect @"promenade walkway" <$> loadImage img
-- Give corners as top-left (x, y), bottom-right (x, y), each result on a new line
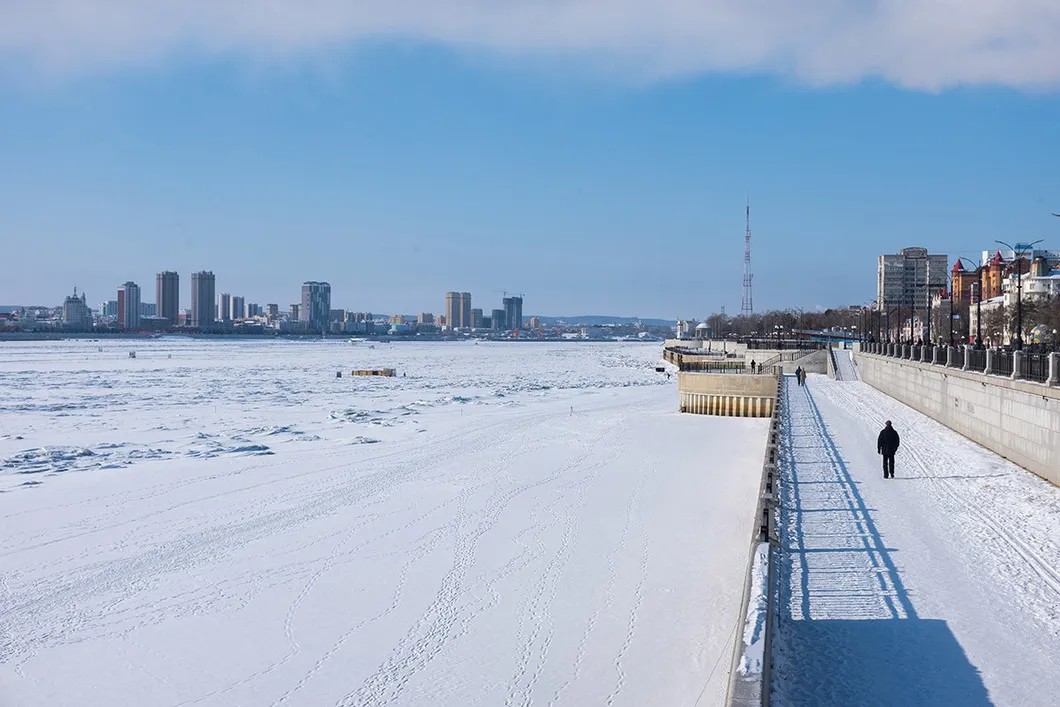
top-left (771, 368), bottom-right (1060, 706)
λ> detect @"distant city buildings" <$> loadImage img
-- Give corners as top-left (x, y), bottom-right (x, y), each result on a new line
top-left (231, 295), bottom-right (245, 321)
top-left (119, 281), bottom-right (141, 330)
top-left (300, 281), bottom-right (331, 331)
top-left (491, 308), bottom-right (505, 331)
top-left (191, 271), bottom-right (216, 329)
top-left (156, 271), bottom-right (179, 325)
top-left (62, 288), bottom-right (92, 329)
top-left (218, 293), bottom-right (232, 322)
top-left (503, 296), bottom-right (523, 332)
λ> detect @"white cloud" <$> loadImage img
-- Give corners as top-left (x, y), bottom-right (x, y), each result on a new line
top-left (1, 0), bottom-right (1059, 89)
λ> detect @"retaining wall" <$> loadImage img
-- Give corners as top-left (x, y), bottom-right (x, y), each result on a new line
top-left (678, 372), bottom-right (778, 418)
top-left (855, 352), bottom-right (1060, 486)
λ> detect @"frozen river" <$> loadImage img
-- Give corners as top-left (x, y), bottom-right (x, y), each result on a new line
top-left (0, 339), bottom-right (768, 706)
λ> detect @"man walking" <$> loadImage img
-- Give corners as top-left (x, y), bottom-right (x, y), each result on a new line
top-left (877, 420), bottom-right (900, 478)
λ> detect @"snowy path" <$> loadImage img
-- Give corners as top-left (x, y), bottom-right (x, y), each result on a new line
top-left (772, 373), bottom-right (1060, 705)
top-left (0, 340), bottom-right (768, 707)
top-left (832, 348), bottom-right (858, 381)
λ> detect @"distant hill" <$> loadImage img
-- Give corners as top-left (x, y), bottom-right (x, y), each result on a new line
top-left (532, 315), bottom-right (675, 327)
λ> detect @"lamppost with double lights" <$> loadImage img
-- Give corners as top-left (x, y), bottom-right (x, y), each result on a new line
top-left (995, 239), bottom-right (1043, 350)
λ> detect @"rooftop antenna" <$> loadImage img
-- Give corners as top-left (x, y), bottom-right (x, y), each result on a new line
top-left (741, 201), bottom-right (754, 315)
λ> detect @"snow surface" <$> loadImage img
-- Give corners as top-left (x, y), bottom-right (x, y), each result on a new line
top-left (0, 339), bottom-right (768, 706)
top-left (832, 348), bottom-right (858, 381)
top-left (772, 372), bottom-right (1060, 706)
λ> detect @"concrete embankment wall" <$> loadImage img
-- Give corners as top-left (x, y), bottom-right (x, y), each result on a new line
top-left (856, 353), bottom-right (1060, 486)
top-left (678, 373), bottom-right (778, 418)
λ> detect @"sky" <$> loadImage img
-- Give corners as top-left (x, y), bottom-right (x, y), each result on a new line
top-left (1, 1), bottom-right (1059, 319)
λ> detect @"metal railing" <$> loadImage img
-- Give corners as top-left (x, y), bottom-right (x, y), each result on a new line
top-left (1021, 353), bottom-right (1050, 383)
top-left (726, 372), bottom-right (782, 706)
top-left (994, 351), bottom-right (1014, 377)
top-left (951, 347), bottom-right (965, 369)
top-left (857, 345), bottom-right (1058, 387)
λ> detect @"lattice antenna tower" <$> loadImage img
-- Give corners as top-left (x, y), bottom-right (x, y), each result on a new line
top-left (741, 201), bottom-right (754, 315)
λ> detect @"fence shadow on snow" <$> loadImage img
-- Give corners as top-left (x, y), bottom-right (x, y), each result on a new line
top-left (771, 382), bottom-right (991, 706)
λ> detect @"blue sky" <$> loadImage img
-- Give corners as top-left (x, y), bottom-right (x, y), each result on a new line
top-left (2, 3), bottom-right (1059, 318)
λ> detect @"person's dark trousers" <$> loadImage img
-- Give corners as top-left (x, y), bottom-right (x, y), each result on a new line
top-left (882, 454), bottom-right (895, 478)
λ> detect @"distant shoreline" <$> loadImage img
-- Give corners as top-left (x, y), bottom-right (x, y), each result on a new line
top-left (0, 332), bottom-right (662, 344)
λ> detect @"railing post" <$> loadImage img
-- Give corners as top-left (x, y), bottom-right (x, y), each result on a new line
top-left (1011, 351), bottom-right (1023, 381)
top-left (985, 348), bottom-right (995, 375)
top-left (946, 346), bottom-right (954, 367)
top-left (1048, 353), bottom-right (1060, 386)
top-left (921, 345), bottom-right (929, 363)
top-left (931, 346), bottom-right (939, 365)
top-left (963, 345), bottom-right (972, 371)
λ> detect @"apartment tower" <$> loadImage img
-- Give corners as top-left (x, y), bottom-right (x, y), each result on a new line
top-left (190, 271), bottom-right (216, 329)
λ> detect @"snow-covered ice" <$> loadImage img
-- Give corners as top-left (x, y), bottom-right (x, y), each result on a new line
top-left (0, 339), bottom-right (768, 706)
top-left (772, 371), bottom-right (1060, 706)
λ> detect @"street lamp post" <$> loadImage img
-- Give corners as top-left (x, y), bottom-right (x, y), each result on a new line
top-left (995, 239), bottom-right (1043, 350)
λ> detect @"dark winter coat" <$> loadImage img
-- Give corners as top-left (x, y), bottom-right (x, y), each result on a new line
top-left (877, 426), bottom-right (900, 456)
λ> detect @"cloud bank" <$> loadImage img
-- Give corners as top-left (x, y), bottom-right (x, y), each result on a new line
top-left (1, 0), bottom-right (1059, 89)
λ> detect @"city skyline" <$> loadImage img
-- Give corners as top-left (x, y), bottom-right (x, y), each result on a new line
top-left (1, 6), bottom-right (1058, 316)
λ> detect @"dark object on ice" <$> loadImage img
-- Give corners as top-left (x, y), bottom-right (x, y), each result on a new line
top-left (655, 366), bottom-right (665, 373)
top-left (877, 420), bottom-right (900, 478)
top-left (336, 371), bottom-right (342, 378)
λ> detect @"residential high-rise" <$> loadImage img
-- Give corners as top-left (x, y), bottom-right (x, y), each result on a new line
top-left (491, 308), bottom-right (506, 331)
top-left (231, 295), bottom-right (245, 320)
top-left (156, 271), bottom-right (179, 325)
top-left (445, 292), bottom-right (459, 330)
top-left (470, 308), bottom-right (483, 329)
top-left (503, 296), bottom-right (523, 332)
top-left (218, 293), bottom-right (232, 322)
top-left (120, 281), bottom-right (141, 330)
top-left (877, 247), bottom-right (947, 339)
top-left (190, 271), bottom-right (216, 329)
top-left (300, 281), bottom-right (332, 331)
top-left (266, 303), bottom-right (279, 318)
top-left (290, 304), bottom-right (300, 321)
top-left (459, 292), bottom-right (472, 329)
top-left (247, 303), bottom-right (262, 318)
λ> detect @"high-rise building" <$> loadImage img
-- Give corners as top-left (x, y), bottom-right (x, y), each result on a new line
top-left (100, 300), bottom-right (118, 318)
top-left (139, 302), bottom-right (156, 317)
top-left (62, 288), bottom-right (92, 329)
top-left (120, 281), bottom-right (141, 330)
top-left (491, 309), bottom-right (505, 331)
top-left (190, 271), bottom-right (216, 329)
top-left (445, 292), bottom-right (459, 330)
top-left (266, 303), bottom-right (279, 318)
top-left (877, 248), bottom-right (948, 314)
top-left (459, 292), bottom-right (472, 329)
top-left (230, 295), bottom-right (245, 320)
top-left (247, 303), bottom-right (262, 318)
top-left (418, 313), bottom-right (435, 324)
top-left (218, 293), bottom-right (232, 322)
top-left (877, 248), bottom-right (947, 341)
top-left (503, 296), bottom-right (523, 332)
top-left (300, 281), bottom-right (332, 331)
top-left (470, 308), bottom-right (483, 329)
top-left (290, 304), bottom-right (300, 321)
top-left (156, 271), bottom-right (179, 325)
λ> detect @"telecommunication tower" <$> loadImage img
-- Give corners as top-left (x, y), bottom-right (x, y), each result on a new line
top-left (741, 202), bottom-right (754, 315)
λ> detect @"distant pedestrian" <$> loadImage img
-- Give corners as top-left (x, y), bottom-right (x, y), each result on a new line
top-left (750, 359), bottom-right (757, 374)
top-left (794, 366), bottom-right (803, 386)
top-left (877, 420), bottom-right (900, 479)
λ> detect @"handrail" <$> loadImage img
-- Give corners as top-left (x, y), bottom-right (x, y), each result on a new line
top-left (726, 372), bottom-right (782, 706)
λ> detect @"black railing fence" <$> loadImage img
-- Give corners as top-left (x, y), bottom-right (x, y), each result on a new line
top-left (858, 344), bottom-right (1056, 386)
top-left (1023, 353), bottom-right (1050, 383)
